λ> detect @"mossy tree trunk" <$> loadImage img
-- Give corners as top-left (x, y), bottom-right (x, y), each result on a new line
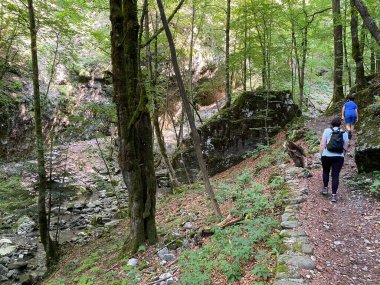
top-left (27, 0), bottom-right (58, 268)
top-left (350, 0), bottom-right (366, 90)
top-left (110, 0), bottom-right (157, 253)
top-left (332, 0), bottom-right (344, 102)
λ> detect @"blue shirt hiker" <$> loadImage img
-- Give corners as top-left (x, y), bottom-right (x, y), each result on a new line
top-left (341, 95), bottom-right (358, 139)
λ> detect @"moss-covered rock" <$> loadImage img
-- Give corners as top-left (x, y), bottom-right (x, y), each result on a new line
top-left (172, 90), bottom-right (300, 182)
top-left (355, 108), bottom-right (380, 172)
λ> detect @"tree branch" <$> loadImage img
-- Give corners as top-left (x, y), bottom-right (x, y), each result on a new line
top-left (353, 0), bottom-right (380, 46)
top-left (140, 0), bottom-right (185, 49)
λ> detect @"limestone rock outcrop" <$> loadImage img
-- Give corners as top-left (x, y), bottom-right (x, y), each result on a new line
top-left (172, 90), bottom-right (300, 182)
top-left (354, 76), bottom-right (380, 173)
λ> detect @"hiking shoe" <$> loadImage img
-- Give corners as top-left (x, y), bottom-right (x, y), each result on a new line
top-left (322, 187), bottom-right (328, 195)
top-left (331, 194), bottom-right (337, 203)
top-left (348, 131), bottom-right (352, 140)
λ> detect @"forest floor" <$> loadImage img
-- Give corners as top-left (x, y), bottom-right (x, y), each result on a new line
top-left (296, 116), bottom-right (380, 285)
top-left (41, 113), bottom-right (380, 285)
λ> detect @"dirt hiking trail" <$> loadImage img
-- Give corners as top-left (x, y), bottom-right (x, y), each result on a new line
top-left (296, 116), bottom-right (380, 285)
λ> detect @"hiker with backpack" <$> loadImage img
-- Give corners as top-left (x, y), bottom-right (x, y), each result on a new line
top-left (341, 94), bottom-right (358, 139)
top-left (319, 117), bottom-right (349, 203)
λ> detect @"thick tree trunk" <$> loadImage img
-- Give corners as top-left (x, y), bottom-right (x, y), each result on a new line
top-left (225, 0), bottom-right (231, 107)
top-left (27, 0), bottom-right (58, 268)
top-left (156, 0), bottom-right (222, 218)
top-left (110, 0), bottom-right (157, 253)
top-left (332, 0), bottom-right (344, 102)
top-left (353, 0), bottom-right (380, 46)
top-left (350, 0), bottom-right (366, 89)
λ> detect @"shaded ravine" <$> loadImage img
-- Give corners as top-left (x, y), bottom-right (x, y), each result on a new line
top-left (297, 116), bottom-right (380, 285)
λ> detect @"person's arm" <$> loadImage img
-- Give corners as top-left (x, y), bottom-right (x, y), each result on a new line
top-left (341, 105), bottom-right (346, 120)
top-left (355, 108), bottom-right (359, 122)
top-left (343, 134), bottom-right (349, 154)
top-left (319, 135), bottom-right (326, 155)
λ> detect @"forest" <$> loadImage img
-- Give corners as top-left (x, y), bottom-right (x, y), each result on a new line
top-left (0, 0), bottom-right (380, 284)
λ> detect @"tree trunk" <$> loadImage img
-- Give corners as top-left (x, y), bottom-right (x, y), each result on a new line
top-left (343, 0), bottom-right (352, 90)
top-left (156, 0), bottom-right (222, 218)
top-left (27, 0), bottom-right (58, 268)
top-left (353, 0), bottom-right (380, 46)
top-left (350, 0), bottom-right (366, 90)
top-left (332, 0), bottom-right (344, 102)
top-left (143, 4), bottom-right (179, 190)
top-left (225, 0), bottom-right (231, 107)
top-left (188, 0), bottom-right (195, 119)
top-left (243, 3), bottom-right (247, 92)
top-left (110, 0), bottom-right (157, 254)
top-left (153, 114), bottom-right (179, 188)
top-left (370, 41), bottom-right (375, 74)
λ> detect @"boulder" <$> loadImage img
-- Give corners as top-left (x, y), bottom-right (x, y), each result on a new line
top-left (355, 109), bottom-right (380, 172)
top-left (0, 239), bottom-right (16, 257)
top-left (16, 216), bottom-right (36, 235)
top-left (172, 90), bottom-right (300, 182)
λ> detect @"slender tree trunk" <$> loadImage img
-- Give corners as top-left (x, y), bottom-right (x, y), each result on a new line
top-left (27, 0), bottom-right (58, 268)
top-left (376, 48), bottom-right (380, 73)
top-left (110, 0), bottom-right (157, 253)
top-left (243, 3), bottom-right (247, 92)
top-left (370, 41), bottom-right (375, 74)
top-left (350, 0), bottom-right (366, 89)
top-left (353, 0), bottom-right (380, 46)
top-left (225, 0), bottom-right (231, 107)
top-left (144, 11), bottom-right (179, 189)
top-left (188, 0), bottom-right (195, 118)
top-left (332, 0), bottom-right (345, 102)
top-left (343, 0), bottom-right (352, 90)
top-left (153, 114), bottom-right (179, 188)
top-left (156, 0), bottom-right (222, 218)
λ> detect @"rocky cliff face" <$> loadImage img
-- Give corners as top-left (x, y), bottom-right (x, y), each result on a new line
top-left (0, 66), bottom-right (114, 162)
top-left (355, 77), bottom-right (380, 172)
top-left (172, 90), bottom-right (300, 182)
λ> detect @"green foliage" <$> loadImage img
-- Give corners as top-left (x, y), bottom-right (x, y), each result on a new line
top-left (348, 171), bottom-right (380, 198)
top-left (251, 249), bottom-right (272, 280)
top-left (0, 173), bottom-right (34, 215)
top-left (286, 117), bottom-right (307, 142)
top-left (304, 130), bottom-right (320, 153)
top-left (179, 172), bottom-right (280, 284)
top-left (243, 144), bottom-right (271, 159)
top-left (370, 175), bottom-right (380, 197)
top-left (74, 253), bottom-right (100, 274)
top-left (367, 96), bottom-right (380, 117)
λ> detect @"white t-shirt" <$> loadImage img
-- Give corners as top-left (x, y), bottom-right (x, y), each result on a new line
top-left (321, 127), bottom-right (349, 157)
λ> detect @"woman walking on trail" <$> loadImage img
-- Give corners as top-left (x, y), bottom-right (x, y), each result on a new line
top-left (341, 95), bottom-right (358, 139)
top-left (319, 117), bottom-right (349, 203)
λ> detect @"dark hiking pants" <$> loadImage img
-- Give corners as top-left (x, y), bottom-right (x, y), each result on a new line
top-left (321, 156), bottom-right (344, 194)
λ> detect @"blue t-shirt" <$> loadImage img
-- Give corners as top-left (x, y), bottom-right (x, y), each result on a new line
top-left (344, 101), bottom-right (358, 118)
top-left (321, 127), bottom-right (349, 157)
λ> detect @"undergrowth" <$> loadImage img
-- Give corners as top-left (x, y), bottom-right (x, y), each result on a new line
top-left (0, 173), bottom-right (34, 217)
top-left (348, 171), bottom-right (380, 198)
top-left (178, 171), bottom-right (287, 284)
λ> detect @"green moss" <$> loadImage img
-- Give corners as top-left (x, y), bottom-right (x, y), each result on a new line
top-left (275, 262), bottom-right (289, 274)
top-left (291, 242), bottom-right (304, 253)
